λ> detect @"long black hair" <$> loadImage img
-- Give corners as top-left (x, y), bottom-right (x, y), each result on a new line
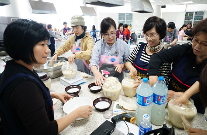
top-left (179, 24), bottom-right (187, 31)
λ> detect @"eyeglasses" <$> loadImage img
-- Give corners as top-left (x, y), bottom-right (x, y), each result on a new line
top-left (103, 33), bottom-right (116, 38)
top-left (193, 38), bottom-right (207, 47)
top-left (144, 33), bottom-right (158, 39)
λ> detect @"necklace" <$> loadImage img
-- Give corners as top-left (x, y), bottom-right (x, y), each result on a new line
top-left (147, 42), bottom-right (163, 52)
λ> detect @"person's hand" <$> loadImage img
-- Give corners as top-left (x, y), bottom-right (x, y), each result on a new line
top-left (115, 64), bottom-right (124, 73)
top-left (175, 93), bottom-right (188, 104)
top-left (167, 90), bottom-right (183, 102)
top-left (149, 76), bottom-right (158, 87)
top-left (58, 38), bottom-right (61, 41)
top-left (133, 79), bottom-right (143, 90)
top-left (55, 93), bottom-right (73, 104)
top-left (129, 67), bottom-right (137, 79)
top-left (68, 54), bottom-right (76, 64)
top-left (95, 72), bottom-right (105, 87)
top-left (170, 41), bottom-right (176, 46)
top-left (189, 128), bottom-right (207, 135)
top-left (75, 105), bottom-right (92, 118)
top-left (50, 54), bottom-right (58, 66)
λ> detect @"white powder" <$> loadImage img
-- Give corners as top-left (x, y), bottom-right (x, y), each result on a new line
top-left (90, 86), bottom-right (101, 91)
top-left (67, 88), bottom-right (79, 93)
top-left (95, 101), bottom-right (110, 109)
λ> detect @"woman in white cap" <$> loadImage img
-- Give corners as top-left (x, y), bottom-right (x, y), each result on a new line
top-left (51, 15), bottom-right (94, 74)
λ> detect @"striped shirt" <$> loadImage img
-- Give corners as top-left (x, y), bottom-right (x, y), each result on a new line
top-left (126, 43), bottom-right (172, 85)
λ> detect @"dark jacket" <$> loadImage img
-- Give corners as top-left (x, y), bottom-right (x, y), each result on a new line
top-left (0, 60), bottom-right (58, 135)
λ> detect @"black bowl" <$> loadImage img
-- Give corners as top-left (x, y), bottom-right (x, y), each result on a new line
top-left (69, 93), bottom-right (79, 97)
top-left (65, 85), bottom-right (81, 94)
top-left (93, 97), bottom-right (112, 112)
top-left (88, 83), bottom-right (102, 93)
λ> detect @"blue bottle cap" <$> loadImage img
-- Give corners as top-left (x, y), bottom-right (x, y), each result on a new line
top-left (158, 76), bottom-right (164, 81)
top-left (143, 78), bottom-right (148, 82)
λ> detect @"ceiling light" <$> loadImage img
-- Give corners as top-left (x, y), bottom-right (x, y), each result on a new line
top-left (149, 0), bottom-right (155, 2)
top-left (181, 1), bottom-right (193, 4)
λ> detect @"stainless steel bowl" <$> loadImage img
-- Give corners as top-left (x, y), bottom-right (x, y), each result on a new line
top-left (0, 51), bottom-right (7, 56)
top-left (35, 57), bottom-right (67, 78)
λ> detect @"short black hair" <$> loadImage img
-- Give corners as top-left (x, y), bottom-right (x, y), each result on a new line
top-left (192, 18), bottom-right (207, 35)
top-left (63, 22), bottom-right (67, 25)
top-left (118, 23), bottom-right (124, 30)
top-left (3, 19), bottom-right (50, 64)
top-left (100, 17), bottom-right (116, 34)
top-left (142, 16), bottom-right (166, 40)
top-left (167, 22), bottom-right (176, 29)
top-left (47, 24), bottom-right (52, 29)
top-left (124, 24), bottom-right (128, 28)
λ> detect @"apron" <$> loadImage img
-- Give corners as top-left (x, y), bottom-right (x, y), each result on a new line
top-left (118, 32), bottom-right (124, 40)
top-left (134, 43), bottom-right (148, 78)
top-left (0, 73), bottom-right (54, 134)
top-left (99, 39), bottom-right (124, 82)
top-left (168, 57), bottom-right (205, 114)
top-left (72, 39), bottom-right (90, 74)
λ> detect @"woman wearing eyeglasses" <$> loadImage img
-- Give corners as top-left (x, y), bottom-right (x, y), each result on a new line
top-left (90, 17), bottom-right (130, 86)
top-left (50, 15), bottom-right (94, 74)
top-left (125, 16), bottom-right (171, 89)
top-left (148, 18), bottom-right (207, 114)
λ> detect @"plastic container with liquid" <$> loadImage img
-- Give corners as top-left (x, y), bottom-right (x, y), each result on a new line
top-left (139, 114), bottom-right (152, 135)
top-left (151, 76), bottom-right (168, 125)
top-left (121, 72), bottom-right (136, 97)
top-left (168, 96), bottom-right (197, 129)
top-left (62, 61), bottom-right (77, 79)
top-left (102, 77), bottom-right (122, 101)
top-left (135, 78), bottom-right (153, 125)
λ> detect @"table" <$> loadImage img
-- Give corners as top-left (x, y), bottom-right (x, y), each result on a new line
top-left (52, 75), bottom-right (207, 135)
top-left (177, 40), bottom-right (192, 45)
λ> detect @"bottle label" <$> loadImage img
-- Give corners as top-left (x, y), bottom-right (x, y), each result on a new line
top-left (153, 93), bottom-right (167, 105)
top-left (136, 94), bottom-right (153, 106)
top-left (139, 123), bottom-right (152, 135)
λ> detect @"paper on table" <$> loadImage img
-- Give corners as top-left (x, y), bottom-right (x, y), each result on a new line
top-left (111, 121), bottom-right (139, 135)
top-left (52, 98), bottom-right (59, 105)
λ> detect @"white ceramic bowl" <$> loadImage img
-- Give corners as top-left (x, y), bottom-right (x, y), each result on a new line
top-left (63, 97), bottom-right (93, 120)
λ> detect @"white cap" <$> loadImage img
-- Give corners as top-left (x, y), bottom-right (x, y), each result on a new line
top-left (143, 114), bottom-right (150, 122)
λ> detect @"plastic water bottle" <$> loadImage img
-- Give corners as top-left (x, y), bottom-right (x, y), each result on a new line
top-left (128, 40), bottom-right (130, 48)
top-left (151, 76), bottom-right (168, 125)
top-left (135, 78), bottom-right (153, 125)
top-left (139, 114), bottom-right (152, 135)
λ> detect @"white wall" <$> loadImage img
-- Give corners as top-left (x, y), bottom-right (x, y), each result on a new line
top-left (97, 12), bottom-right (118, 30)
top-left (162, 12), bottom-right (185, 30)
top-left (132, 13), bottom-right (153, 32)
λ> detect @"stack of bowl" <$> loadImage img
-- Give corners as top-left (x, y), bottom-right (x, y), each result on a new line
top-left (35, 57), bottom-right (67, 78)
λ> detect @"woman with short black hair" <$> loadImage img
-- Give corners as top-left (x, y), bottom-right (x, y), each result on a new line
top-left (90, 17), bottom-right (130, 86)
top-left (125, 16), bottom-right (171, 88)
top-left (0, 19), bottom-right (92, 135)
